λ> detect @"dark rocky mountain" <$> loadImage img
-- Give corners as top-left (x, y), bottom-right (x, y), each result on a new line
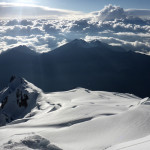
top-left (0, 39), bottom-right (150, 98)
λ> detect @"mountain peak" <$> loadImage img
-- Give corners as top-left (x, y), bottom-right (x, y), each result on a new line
top-left (8, 76), bottom-right (25, 92)
top-left (2, 45), bottom-right (38, 56)
top-left (0, 76), bottom-right (41, 126)
top-left (66, 39), bottom-right (107, 49)
top-left (71, 39), bottom-right (86, 43)
top-left (53, 39), bottom-right (113, 51)
top-left (69, 39), bottom-right (90, 48)
top-left (88, 40), bottom-right (103, 47)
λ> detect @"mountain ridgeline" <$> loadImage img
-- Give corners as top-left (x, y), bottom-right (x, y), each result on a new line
top-left (0, 76), bottom-right (40, 126)
top-left (0, 39), bottom-right (150, 98)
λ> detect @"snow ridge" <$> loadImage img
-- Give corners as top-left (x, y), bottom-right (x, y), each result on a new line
top-left (0, 76), bottom-right (41, 126)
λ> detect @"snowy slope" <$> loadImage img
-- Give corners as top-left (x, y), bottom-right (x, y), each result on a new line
top-left (1, 78), bottom-right (150, 150)
top-left (108, 134), bottom-right (150, 150)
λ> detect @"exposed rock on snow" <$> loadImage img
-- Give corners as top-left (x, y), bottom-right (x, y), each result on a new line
top-left (3, 135), bottom-right (62, 150)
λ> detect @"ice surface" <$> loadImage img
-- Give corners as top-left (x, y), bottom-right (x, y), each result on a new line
top-left (0, 78), bottom-right (150, 150)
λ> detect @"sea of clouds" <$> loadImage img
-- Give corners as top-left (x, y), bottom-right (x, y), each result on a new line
top-left (1, 4), bottom-right (150, 53)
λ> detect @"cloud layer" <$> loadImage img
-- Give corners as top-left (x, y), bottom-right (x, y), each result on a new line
top-left (0, 3), bottom-right (83, 18)
top-left (0, 4), bottom-right (150, 53)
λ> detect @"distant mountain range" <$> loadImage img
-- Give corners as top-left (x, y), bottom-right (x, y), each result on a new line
top-left (0, 39), bottom-right (150, 98)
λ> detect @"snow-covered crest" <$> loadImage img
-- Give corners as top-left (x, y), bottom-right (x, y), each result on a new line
top-left (0, 76), bottom-right (41, 126)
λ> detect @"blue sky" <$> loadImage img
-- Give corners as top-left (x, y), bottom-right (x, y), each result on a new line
top-left (0, 0), bottom-right (150, 19)
top-left (42, 0), bottom-right (150, 12)
top-left (1, 0), bottom-right (150, 12)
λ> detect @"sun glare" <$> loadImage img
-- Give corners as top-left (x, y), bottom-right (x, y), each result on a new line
top-left (14, 0), bottom-right (36, 5)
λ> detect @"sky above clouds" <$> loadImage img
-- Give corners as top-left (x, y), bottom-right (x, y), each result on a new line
top-left (1, 0), bottom-right (150, 12)
top-left (0, 1), bottom-right (150, 54)
top-left (0, 0), bottom-right (150, 19)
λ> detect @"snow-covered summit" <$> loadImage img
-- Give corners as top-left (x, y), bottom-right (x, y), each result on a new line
top-left (0, 76), bottom-right (41, 126)
top-left (8, 76), bottom-right (26, 92)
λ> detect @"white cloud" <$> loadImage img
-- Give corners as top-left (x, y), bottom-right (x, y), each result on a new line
top-left (92, 5), bottom-right (126, 21)
top-left (84, 35), bottom-right (150, 52)
top-left (2, 36), bottom-right (18, 45)
top-left (2, 25), bottom-right (44, 36)
top-left (115, 32), bottom-right (150, 38)
top-left (6, 19), bottom-right (33, 26)
top-left (0, 5), bottom-right (150, 54)
top-left (125, 9), bottom-right (150, 19)
top-left (57, 39), bottom-right (68, 47)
